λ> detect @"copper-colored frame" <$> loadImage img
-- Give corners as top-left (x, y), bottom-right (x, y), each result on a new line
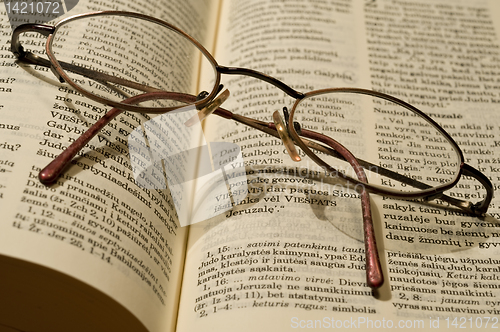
top-left (11, 11), bottom-right (494, 289)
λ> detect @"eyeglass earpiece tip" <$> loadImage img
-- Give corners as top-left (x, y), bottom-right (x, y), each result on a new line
top-left (38, 169), bottom-right (56, 185)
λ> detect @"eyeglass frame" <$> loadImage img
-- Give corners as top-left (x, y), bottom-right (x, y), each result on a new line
top-left (10, 10), bottom-right (495, 288)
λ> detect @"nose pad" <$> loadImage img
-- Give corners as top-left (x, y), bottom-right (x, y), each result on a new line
top-left (272, 110), bottom-right (301, 162)
top-left (185, 89), bottom-right (230, 127)
top-left (282, 106), bottom-right (302, 135)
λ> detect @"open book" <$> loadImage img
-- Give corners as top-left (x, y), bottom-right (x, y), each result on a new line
top-left (1, 0), bottom-right (500, 331)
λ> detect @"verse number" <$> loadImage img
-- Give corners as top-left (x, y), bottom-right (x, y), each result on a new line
top-left (70, 237), bottom-right (83, 249)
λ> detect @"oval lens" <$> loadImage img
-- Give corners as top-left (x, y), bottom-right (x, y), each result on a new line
top-left (50, 13), bottom-right (217, 108)
top-left (291, 91), bottom-right (462, 193)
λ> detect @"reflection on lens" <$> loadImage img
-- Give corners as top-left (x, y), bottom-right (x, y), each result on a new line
top-left (51, 13), bottom-right (216, 108)
top-left (292, 91), bottom-right (462, 193)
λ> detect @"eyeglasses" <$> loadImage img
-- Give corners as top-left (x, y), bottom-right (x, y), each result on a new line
top-left (11, 11), bottom-right (493, 289)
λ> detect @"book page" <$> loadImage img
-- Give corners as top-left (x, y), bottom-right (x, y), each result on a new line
top-left (176, 0), bottom-right (500, 331)
top-left (0, 1), bottom-right (219, 331)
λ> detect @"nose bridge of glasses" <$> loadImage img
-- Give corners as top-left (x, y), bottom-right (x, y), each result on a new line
top-left (217, 65), bottom-right (305, 100)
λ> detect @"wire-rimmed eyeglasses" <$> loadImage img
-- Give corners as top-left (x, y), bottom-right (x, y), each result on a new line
top-left (11, 11), bottom-right (494, 289)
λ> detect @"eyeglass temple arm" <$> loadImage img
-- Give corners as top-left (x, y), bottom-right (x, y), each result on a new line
top-left (298, 138), bottom-right (493, 216)
top-left (299, 127), bottom-right (383, 289)
top-left (221, 107), bottom-right (383, 288)
top-left (38, 91), bottom-right (199, 184)
top-left (218, 109), bottom-right (493, 217)
top-left (39, 106), bottom-right (124, 184)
